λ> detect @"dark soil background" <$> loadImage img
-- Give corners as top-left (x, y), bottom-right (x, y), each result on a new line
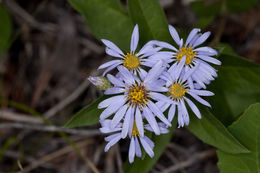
top-left (0, 0), bottom-right (259, 172)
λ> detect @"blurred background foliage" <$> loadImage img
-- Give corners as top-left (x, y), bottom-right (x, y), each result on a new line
top-left (0, 0), bottom-right (260, 172)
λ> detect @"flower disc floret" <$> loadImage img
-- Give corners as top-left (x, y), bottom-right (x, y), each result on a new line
top-left (127, 84), bottom-right (148, 108)
top-left (169, 83), bottom-right (186, 99)
top-left (177, 47), bottom-right (196, 65)
top-left (123, 53), bottom-right (140, 71)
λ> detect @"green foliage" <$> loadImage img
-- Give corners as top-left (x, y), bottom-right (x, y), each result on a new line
top-left (187, 106), bottom-right (249, 154)
top-left (217, 103), bottom-right (260, 173)
top-left (68, 0), bottom-right (134, 51)
top-left (208, 54), bottom-right (260, 125)
top-left (0, 4), bottom-right (12, 55)
top-left (127, 0), bottom-right (171, 44)
top-left (226, 0), bottom-right (259, 13)
top-left (191, 0), bottom-right (258, 28)
top-left (64, 96), bottom-right (109, 128)
top-left (124, 119), bottom-right (177, 173)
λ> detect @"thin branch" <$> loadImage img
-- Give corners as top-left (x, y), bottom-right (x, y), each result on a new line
top-left (0, 122), bottom-right (101, 137)
top-left (21, 139), bottom-right (100, 173)
top-left (0, 110), bottom-right (43, 124)
top-left (162, 149), bottom-right (216, 173)
top-left (43, 71), bottom-right (100, 119)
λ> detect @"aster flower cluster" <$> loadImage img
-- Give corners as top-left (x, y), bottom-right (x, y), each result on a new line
top-left (88, 24), bottom-right (221, 163)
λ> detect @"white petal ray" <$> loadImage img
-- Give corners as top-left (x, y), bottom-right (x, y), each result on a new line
top-left (189, 89), bottom-right (214, 96)
top-left (101, 39), bottom-right (124, 55)
top-left (104, 87), bottom-right (125, 95)
top-left (107, 74), bottom-right (124, 87)
top-left (144, 60), bottom-right (164, 85)
top-left (194, 47), bottom-right (218, 56)
top-left (147, 101), bottom-right (171, 127)
top-left (150, 92), bottom-right (173, 104)
top-left (168, 104), bottom-right (176, 122)
top-left (117, 66), bottom-right (135, 85)
top-left (98, 95), bottom-right (125, 109)
top-left (134, 137), bottom-right (142, 157)
top-left (196, 55), bottom-right (221, 65)
top-left (184, 97), bottom-right (201, 119)
top-left (105, 133), bottom-right (121, 142)
top-left (111, 105), bottom-right (128, 128)
top-left (104, 134), bottom-right (121, 152)
top-left (129, 137), bottom-right (135, 163)
top-left (193, 31), bottom-right (211, 47)
top-left (169, 25), bottom-right (181, 45)
top-left (140, 137), bottom-right (154, 158)
top-left (188, 92), bottom-right (211, 107)
top-left (98, 60), bottom-right (122, 69)
top-left (105, 47), bottom-right (124, 58)
top-left (100, 100), bottom-right (126, 120)
top-left (150, 40), bottom-right (177, 51)
top-left (185, 28), bottom-right (201, 46)
top-left (121, 106), bottom-right (132, 138)
top-left (102, 62), bottom-right (122, 76)
top-left (143, 107), bottom-right (160, 135)
top-left (130, 24), bottom-right (139, 53)
top-left (135, 108), bottom-right (144, 137)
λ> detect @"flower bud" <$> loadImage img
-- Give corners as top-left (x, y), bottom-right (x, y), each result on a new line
top-left (88, 76), bottom-right (111, 90)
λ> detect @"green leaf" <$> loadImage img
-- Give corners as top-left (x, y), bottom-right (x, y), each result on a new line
top-left (208, 54), bottom-right (260, 125)
top-left (187, 106), bottom-right (249, 154)
top-left (226, 0), bottom-right (259, 13)
top-left (127, 0), bottom-right (171, 43)
top-left (68, 0), bottom-right (134, 51)
top-left (64, 96), bottom-right (108, 128)
top-left (0, 4), bottom-right (12, 55)
top-left (217, 103), bottom-right (260, 173)
top-left (191, 0), bottom-right (221, 17)
top-left (124, 118), bottom-right (177, 173)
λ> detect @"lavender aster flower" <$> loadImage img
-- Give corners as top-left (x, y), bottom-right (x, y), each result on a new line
top-left (149, 25), bottom-right (221, 89)
top-left (100, 118), bottom-right (169, 163)
top-left (98, 61), bottom-right (172, 137)
top-left (155, 57), bottom-right (214, 127)
top-left (98, 24), bottom-right (161, 76)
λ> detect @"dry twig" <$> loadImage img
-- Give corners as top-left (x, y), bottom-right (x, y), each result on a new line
top-left (0, 122), bottom-right (101, 137)
top-left (161, 149), bottom-right (216, 173)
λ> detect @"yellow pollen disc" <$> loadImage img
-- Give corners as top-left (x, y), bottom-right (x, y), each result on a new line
top-left (177, 47), bottom-right (196, 65)
top-left (123, 53), bottom-right (140, 70)
top-left (169, 83), bottom-right (186, 99)
top-left (131, 120), bottom-right (140, 136)
top-left (127, 84), bottom-right (147, 107)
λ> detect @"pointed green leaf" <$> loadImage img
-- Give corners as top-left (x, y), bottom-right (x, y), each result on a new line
top-left (0, 4), bottom-right (12, 55)
top-left (187, 106), bottom-right (249, 154)
top-left (208, 54), bottom-right (260, 125)
top-left (124, 119), bottom-right (177, 173)
top-left (68, 0), bottom-right (134, 50)
top-left (127, 0), bottom-right (171, 43)
top-left (217, 103), bottom-right (260, 173)
top-left (64, 96), bottom-right (108, 128)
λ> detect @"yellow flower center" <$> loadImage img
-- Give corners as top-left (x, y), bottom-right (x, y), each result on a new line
top-left (123, 53), bottom-right (140, 70)
top-left (169, 83), bottom-right (186, 99)
top-left (127, 84), bottom-right (147, 108)
top-left (131, 120), bottom-right (140, 136)
top-left (176, 47), bottom-right (196, 65)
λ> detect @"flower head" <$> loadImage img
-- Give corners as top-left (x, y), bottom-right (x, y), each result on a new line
top-left (98, 61), bottom-right (171, 138)
top-left (155, 57), bottom-right (214, 127)
top-left (100, 117), bottom-right (169, 163)
top-left (98, 24), bottom-right (161, 76)
top-left (149, 25), bottom-right (221, 89)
